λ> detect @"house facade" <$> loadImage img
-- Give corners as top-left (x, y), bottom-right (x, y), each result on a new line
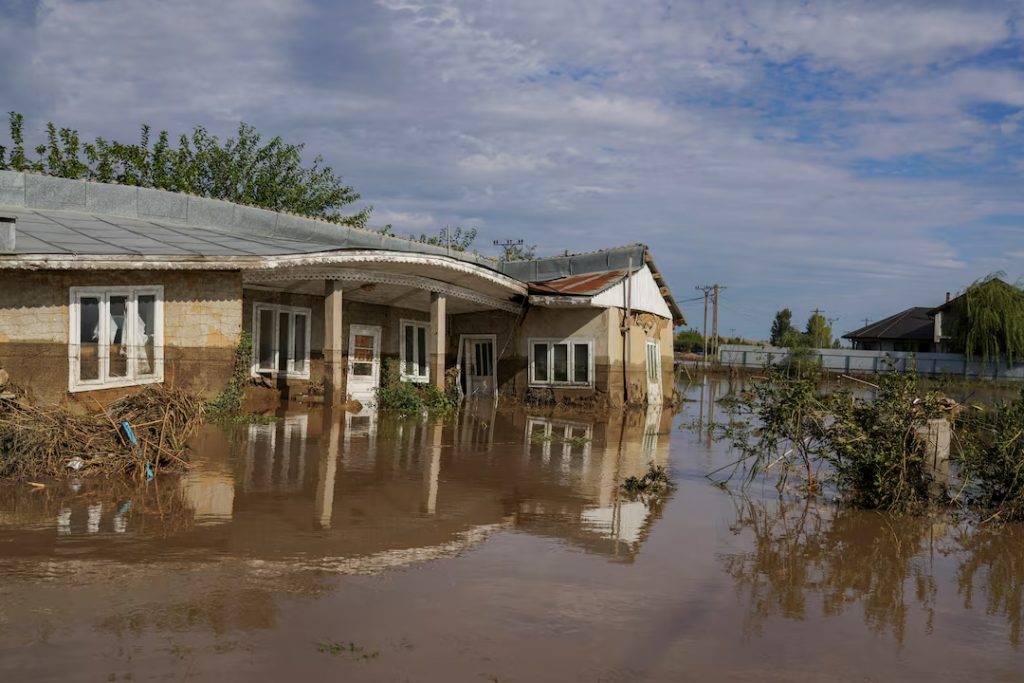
top-left (0, 171), bottom-right (683, 408)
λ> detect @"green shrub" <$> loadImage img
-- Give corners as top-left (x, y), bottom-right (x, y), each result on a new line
top-left (206, 332), bottom-right (253, 415)
top-left (955, 388), bottom-right (1024, 521)
top-left (725, 368), bottom-right (942, 511)
top-left (375, 358), bottom-right (458, 415)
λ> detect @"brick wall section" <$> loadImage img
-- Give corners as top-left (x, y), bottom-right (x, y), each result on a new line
top-left (0, 270), bottom-right (242, 404)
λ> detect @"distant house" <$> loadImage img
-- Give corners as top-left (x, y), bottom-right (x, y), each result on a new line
top-left (843, 307), bottom-right (938, 352)
top-left (928, 278), bottom-right (1020, 353)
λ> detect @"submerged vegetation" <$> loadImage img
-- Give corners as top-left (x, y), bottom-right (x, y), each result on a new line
top-left (375, 359), bottom-right (459, 416)
top-left (722, 367), bottom-right (1024, 520)
top-left (622, 463), bottom-right (675, 497)
top-left (206, 333), bottom-right (254, 417)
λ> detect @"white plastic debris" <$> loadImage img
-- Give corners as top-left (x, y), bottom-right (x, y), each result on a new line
top-left (65, 457), bottom-right (85, 471)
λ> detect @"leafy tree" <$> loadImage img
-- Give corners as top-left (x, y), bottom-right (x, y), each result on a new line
top-left (948, 274), bottom-right (1024, 366)
top-left (674, 328), bottom-right (704, 353)
top-left (804, 312), bottom-right (833, 349)
top-left (415, 226), bottom-right (477, 252)
top-left (770, 309), bottom-right (795, 346)
top-left (0, 112), bottom-right (369, 227)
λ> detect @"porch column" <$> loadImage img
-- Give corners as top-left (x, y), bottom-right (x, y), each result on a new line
top-left (324, 281), bottom-right (344, 405)
top-left (314, 406), bottom-right (342, 529)
top-left (430, 292), bottom-right (447, 391)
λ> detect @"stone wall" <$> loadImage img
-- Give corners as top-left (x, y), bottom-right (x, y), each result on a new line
top-left (0, 270), bottom-right (242, 405)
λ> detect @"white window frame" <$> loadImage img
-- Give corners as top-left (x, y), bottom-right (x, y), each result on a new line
top-left (251, 303), bottom-right (312, 380)
top-left (528, 337), bottom-right (595, 388)
top-left (399, 319), bottom-right (430, 383)
top-left (68, 285), bottom-right (165, 392)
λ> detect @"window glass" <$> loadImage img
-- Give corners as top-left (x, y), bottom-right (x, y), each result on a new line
top-left (108, 295), bottom-right (128, 378)
top-left (136, 294), bottom-right (156, 377)
top-left (553, 343), bottom-right (569, 382)
top-left (533, 343), bottom-right (548, 382)
top-left (404, 324), bottom-right (415, 375)
top-left (79, 296), bottom-right (100, 382)
top-left (293, 315), bottom-right (307, 374)
top-left (277, 312), bottom-right (290, 373)
top-left (257, 309), bottom-right (275, 370)
top-left (417, 326), bottom-right (427, 376)
top-left (573, 343), bottom-right (590, 384)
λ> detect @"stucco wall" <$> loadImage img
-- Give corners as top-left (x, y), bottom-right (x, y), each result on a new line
top-left (0, 270), bottom-right (242, 404)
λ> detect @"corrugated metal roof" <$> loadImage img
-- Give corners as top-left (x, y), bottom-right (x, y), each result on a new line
top-left (843, 307), bottom-right (934, 341)
top-left (528, 269), bottom-right (628, 295)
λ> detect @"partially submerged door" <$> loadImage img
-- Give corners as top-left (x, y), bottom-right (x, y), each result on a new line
top-left (646, 340), bottom-right (663, 405)
top-left (462, 336), bottom-right (496, 398)
top-left (348, 325), bottom-right (381, 404)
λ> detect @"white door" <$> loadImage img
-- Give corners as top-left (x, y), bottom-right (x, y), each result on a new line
top-left (462, 336), bottom-right (496, 397)
top-left (646, 340), bottom-right (663, 405)
top-left (348, 325), bottom-right (381, 404)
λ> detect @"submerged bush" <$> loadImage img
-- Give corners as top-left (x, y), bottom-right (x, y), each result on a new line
top-left (725, 368), bottom-right (946, 512)
top-left (955, 389), bottom-right (1024, 522)
top-left (375, 359), bottom-right (458, 415)
top-left (206, 332), bottom-right (253, 416)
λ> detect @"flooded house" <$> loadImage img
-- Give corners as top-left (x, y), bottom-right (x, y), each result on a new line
top-left (0, 171), bottom-right (684, 408)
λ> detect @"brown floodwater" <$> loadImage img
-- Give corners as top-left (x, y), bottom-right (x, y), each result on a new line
top-left (2, 378), bottom-right (1023, 682)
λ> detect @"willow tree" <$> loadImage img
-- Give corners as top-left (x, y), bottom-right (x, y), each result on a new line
top-left (949, 274), bottom-right (1024, 366)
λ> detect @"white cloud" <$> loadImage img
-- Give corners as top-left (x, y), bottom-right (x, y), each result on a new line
top-left (1, 0), bottom-right (1022, 337)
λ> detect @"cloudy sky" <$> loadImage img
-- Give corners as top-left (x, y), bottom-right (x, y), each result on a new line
top-left (2, 0), bottom-right (1023, 338)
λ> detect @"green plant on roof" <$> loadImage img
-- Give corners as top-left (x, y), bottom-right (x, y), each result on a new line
top-left (0, 112), bottom-right (369, 228)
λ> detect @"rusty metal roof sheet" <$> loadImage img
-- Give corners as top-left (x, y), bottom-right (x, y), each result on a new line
top-left (528, 269), bottom-right (628, 295)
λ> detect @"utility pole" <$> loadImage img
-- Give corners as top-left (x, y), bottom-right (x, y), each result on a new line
top-left (696, 285), bottom-right (714, 369)
top-left (711, 285), bottom-right (726, 358)
top-left (493, 238), bottom-right (524, 261)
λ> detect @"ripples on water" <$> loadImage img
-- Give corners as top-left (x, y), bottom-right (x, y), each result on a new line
top-left (1, 378), bottom-right (1022, 682)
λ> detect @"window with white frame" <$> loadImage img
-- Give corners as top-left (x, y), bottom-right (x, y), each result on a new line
top-left (69, 286), bottom-right (164, 392)
top-left (252, 304), bottom-right (311, 379)
top-left (400, 319), bottom-right (429, 382)
top-left (529, 338), bottom-right (593, 387)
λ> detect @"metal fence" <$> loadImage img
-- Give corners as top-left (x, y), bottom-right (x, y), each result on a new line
top-left (717, 344), bottom-right (1024, 381)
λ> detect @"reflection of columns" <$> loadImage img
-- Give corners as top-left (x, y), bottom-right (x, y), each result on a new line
top-left (324, 281), bottom-right (344, 405)
top-left (314, 406), bottom-right (343, 529)
top-left (429, 292), bottom-right (447, 391)
top-left (421, 421), bottom-right (443, 514)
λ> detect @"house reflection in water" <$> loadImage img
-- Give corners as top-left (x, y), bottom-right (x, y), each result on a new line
top-left (1, 404), bottom-right (672, 570)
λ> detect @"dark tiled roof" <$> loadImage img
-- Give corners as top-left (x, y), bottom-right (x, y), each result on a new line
top-left (843, 307), bottom-right (934, 341)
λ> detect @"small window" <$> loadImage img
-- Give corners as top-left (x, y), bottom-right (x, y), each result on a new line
top-left (529, 338), bottom-right (594, 387)
top-left (69, 286), bottom-right (164, 392)
top-left (251, 304), bottom-right (312, 379)
top-left (400, 320), bottom-right (429, 382)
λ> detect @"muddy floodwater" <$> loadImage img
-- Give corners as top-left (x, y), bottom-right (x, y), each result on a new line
top-left (2, 379), bottom-right (1023, 682)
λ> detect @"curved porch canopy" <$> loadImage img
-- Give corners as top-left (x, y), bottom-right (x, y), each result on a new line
top-left (243, 249), bottom-right (526, 315)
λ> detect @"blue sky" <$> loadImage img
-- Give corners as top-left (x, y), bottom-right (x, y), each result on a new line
top-left (2, 0), bottom-right (1023, 338)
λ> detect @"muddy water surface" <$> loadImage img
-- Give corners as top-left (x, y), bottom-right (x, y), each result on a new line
top-left (1, 379), bottom-right (1023, 682)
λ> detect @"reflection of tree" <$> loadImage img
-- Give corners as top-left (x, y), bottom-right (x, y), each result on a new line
top-left (720, 497), bottom-right (938, 643)
top-left (956, 524), bottom-right (1024, 646)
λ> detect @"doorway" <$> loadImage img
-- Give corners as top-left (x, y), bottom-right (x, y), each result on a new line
top-left (460, 335), bottom-right (497, 398)
top-left (348, 324), bottom-right (382, 404)
top-left (646, 340), bottom-right (662, 405)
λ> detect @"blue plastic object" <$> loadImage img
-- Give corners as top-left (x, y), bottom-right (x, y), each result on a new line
top-left (121, 421), bottom-right (153, 479)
